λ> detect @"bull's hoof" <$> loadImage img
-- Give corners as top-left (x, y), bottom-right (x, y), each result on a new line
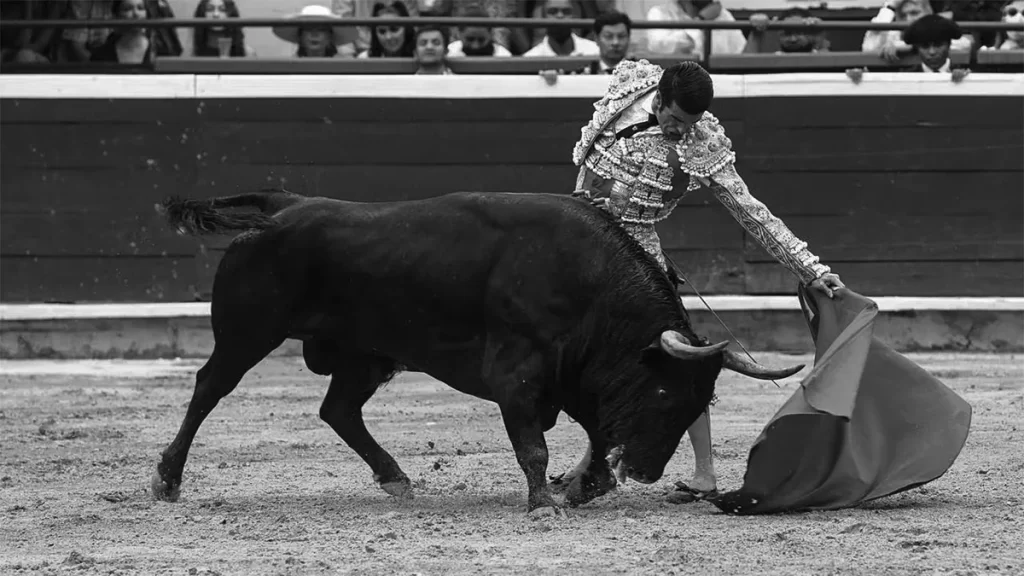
top-left (377, 478), bottom-right (414, 500)
top-left (528, 505), bottom-right (568, 520)
top-left (151, 472), bottom-right (181, 502)
top-left (564, 470), bottom-right (617, 508)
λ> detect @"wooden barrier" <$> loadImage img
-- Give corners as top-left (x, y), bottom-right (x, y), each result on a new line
top-left (1, 72), bottom-right (1021, 302)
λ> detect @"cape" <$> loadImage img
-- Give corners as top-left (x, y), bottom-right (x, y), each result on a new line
top-left (712, 286), bottom-right (973, 515)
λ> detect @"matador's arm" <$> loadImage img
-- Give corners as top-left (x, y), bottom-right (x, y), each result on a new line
top-left (706, 164), bottom-right (830, 285)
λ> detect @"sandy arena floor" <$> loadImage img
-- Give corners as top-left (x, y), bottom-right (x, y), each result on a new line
top-left (1, 353), bottom-right (1021, 575)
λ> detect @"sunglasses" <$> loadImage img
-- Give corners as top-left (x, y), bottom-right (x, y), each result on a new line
top-left (1004, 6), bottom-right (1020, 16)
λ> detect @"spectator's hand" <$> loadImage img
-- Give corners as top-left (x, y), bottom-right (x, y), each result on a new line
top-left (13, 48), bottom-right (48, 64)
top-left (540, 69), bottom-right (559, 86)
top-left (951, 68), bottom-right (970, 83)
top-left (845, 67), bottom-right (865, 84)
top-left (879, 44), bottom-right (902, 63)
top-left (749, 13), bottom-right (771, 32)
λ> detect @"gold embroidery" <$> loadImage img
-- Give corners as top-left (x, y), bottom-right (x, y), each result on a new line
top-left (573, 59), bottom-right (828, 284)
top-left (710, 164), bottom-right (831, 284)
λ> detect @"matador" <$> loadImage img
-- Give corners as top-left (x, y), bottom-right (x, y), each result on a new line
top-left (555, 59), bottom-right (846, 503)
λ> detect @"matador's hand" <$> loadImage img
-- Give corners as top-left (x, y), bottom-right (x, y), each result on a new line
top-left (809, 273), bottom-right (845, 299)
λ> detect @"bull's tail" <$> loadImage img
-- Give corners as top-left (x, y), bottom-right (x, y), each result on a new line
top-left (158, 189), bottom-right (303, 236)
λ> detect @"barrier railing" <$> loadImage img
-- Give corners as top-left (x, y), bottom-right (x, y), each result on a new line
top-left (4, 50), bottom-right (1020, 76)
top-left (1, 16), bottom-right (1021, 74)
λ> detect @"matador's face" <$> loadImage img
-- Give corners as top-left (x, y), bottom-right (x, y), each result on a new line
top-left (653, 92), bottom-right (702, 141)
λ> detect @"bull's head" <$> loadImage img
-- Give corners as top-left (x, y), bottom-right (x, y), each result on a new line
top-left (602, 330), bottom-right (804, 485)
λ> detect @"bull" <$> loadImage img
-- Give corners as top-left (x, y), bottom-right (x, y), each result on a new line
top-left (152, 190), bottom-right (802, 516)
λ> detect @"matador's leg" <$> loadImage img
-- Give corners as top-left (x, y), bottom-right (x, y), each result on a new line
top-left (665, 254), bottom-right (720, 502)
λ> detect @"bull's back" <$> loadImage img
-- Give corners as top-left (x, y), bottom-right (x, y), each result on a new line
top-left (280, 192), bottom-right (607, 278)
top-left (275, 192), bottom-right (612, 332)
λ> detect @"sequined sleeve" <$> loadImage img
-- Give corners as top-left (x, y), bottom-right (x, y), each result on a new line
top-left (709, 164), bottom-right (830, 284)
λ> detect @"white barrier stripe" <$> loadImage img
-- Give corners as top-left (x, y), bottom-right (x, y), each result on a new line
top-left (2, 297), bottom-right (1022, 321)
top-left (1, 73), bottom-right (1021, 100)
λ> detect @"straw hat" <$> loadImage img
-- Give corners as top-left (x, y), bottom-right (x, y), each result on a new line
top-left (272, 5), bottom-right (360, 47)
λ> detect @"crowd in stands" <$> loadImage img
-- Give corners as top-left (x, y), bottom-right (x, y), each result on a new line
top-left (1, 0), bottom-right (1021, 78)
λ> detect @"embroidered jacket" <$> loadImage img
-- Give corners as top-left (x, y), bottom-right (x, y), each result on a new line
top-left (571, 59), bottom-right (830, 283)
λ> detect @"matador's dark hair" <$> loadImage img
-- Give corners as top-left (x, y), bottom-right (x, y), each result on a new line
top-left (657, 61), bottom-right (714, 115)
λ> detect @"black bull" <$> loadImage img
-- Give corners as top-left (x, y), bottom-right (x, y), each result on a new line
top-left (152, 190), bottom-right (803, 515)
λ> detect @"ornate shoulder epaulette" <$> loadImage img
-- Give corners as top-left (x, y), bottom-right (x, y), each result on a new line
top-left (572, 59), bottom-right (663, 167)
top-left (605, 59), bottom-right (663, 101)
top-left (675, 112), bottom-right (737, 179)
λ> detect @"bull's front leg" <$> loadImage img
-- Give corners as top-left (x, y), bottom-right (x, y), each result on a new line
top-left (484, 330), bottom-right (565, 517)
top-left (563, 434), bottom-right (617, 507)
top-left (499, 405), bottom-right (564, 518)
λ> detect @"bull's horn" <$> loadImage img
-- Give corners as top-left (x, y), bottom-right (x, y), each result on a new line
top-left (722, 350), bottom-right (805, 380)
top-left (659, 331), bottom-right (729, 359)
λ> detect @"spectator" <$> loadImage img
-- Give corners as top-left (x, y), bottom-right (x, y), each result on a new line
top-left (190, 0), bottom-right (254, 58)
top-left (146, 0), bottom-right (183, 57)
top-left (591, 10), bottom-right (631, 73)
top-left (272, 5), bottom-right (359, 58)
top-left (931, 1), bottom-right (1007, 50)
top-left (861, 0), bottom-right (970, 62)
top-left (447, 8), bottom-right (512, 57)
top-left (523, 0), bottom-right (600, 57)
top-left (413, 25), bottom-right (453, 74)
top-left (89, 0), bottom-right (152, 63)
top-left (994, 0), bottom-right (1024, 49)
top-left (55, 0), bottom-right (113, 62)
top-left (901, 13), bottom-right (970, 80)
top-left (744, 8), bottom-right (830, 54)
top-left (646, 0), bottom-right (746, 57)
top-left (358, 1), bottom-right (416, 57)
top-left (436, 0), bottom-right (517, 55)
top-left (0, 0), bottom-right (64, 64)
top-left (610, 0), bottom-right (662, 55)
top-left (332, 0), bottom-right (418, 56)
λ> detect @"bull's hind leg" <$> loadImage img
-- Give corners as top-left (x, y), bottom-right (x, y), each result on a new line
top-left (152, 339), bottom-right (281, 501)
top-left (318, 353), bottom-right (412, 499)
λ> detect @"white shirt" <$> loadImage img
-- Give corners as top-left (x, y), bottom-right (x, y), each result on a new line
top-left (646, 2), bottom-right (747, 56)
top-left (523, 33), bottom-right (600, 57)
top-left (612, 91), bottom-right (660, 137)
top-left (446, 40), bottom-right (512, 58)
